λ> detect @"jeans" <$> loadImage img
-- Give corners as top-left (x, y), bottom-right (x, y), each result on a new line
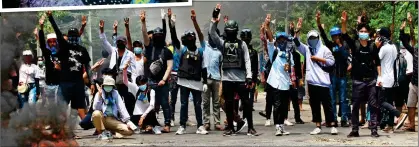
top-left (203, 79), bottom-right (221, 125)
top-left (80, 111), bottom-right (94, 129)
top-left (17, 83), bottom-right (37, 109)
top-left (351, 79), bottom-right (379, 131)
top-left (329, 75), bottom-right (350, 122)
top-left (169, 74), bottom-right (179, 120)
top-left (131, 110), bottom-right (160, 129)
top-left (378, 87), bottom-right (402, 127)
top-left (151, 82), bottom-right (171, 126)
top-left (272, 89), bottom-right (290, 125)
top-left (308, 84), bottom-right (334, 123)
top-left (222, 81), bottom-right (253, 131)
top-left (180, 86), bottom-right (203, 128)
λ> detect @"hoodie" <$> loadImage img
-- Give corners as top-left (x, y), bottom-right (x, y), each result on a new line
top-left (294, 30), bottom-right (335, 88)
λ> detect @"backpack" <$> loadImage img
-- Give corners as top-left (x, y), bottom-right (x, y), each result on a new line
top-left (393, 47), bottom-right (408, 87)
top-left (149, 48), bottom-right (165, 76)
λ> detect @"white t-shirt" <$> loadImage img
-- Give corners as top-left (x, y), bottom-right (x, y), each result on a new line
top-left (19, 64), bottom-right (40, 84)
top-left (131, 57), bottom-right (144, 82)
top-left (126, 82), bottom-right (155, 116)
top-left (378, 43), bottom-right (398, 88)
top-left (400, 48), bottom-right (413, 74)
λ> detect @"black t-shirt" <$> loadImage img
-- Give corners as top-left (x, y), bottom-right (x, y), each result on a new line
top-left (57, 44), bottom-right (91, 83)
top-left (144, 45), bottom-right (173, 81)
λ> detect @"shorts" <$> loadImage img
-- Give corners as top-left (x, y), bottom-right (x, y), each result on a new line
top-left (59, 81), bottom-right (87, 109)
top-left (407, 83), bottom-right (418, 108)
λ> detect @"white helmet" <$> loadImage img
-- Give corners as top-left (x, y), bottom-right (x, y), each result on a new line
top-left (22, 50), bottom-right (33, 56)
top-left (47, 33), bottom-right (57, 40)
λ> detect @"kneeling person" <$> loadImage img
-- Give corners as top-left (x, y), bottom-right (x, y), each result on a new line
top-left (92, 76), bottom-right (137, 140)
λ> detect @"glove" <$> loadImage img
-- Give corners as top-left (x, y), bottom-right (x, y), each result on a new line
top-left (203, 84), bottom-right (208, 92)
top-left (212, 7), bottom-right (220, 19)
top-left (170, 14), bottom-right (176, 26)
top-left (126, 120), bottom-right (138, 130)
top-left (161, 9), bottom-right (166, 19)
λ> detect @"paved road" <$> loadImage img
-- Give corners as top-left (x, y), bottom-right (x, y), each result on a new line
top-left (76, 93), bottom-right (418, 146)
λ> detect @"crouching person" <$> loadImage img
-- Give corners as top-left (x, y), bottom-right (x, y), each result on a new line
top-left (123, 65), bottom-right (161, 135)
top-left (92, 76), bottom-right (137, 140)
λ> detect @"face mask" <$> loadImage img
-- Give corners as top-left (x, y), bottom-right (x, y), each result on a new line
top-left (359, 33), bottom-right (369, 40)
top-left (117, 43), bottom-right (126, 50)
top-left (38, 61), bottom-right (44, 67)
top-left (68, 37), bottom-right (80, 45)
top-left (134, 47), bottom-right (143, 55)
top-left (103, 86), bottom-right (113, 93)
top-left (226, 32), bottom-right (238, 40)
top-left (50, 47), bottom-right (57, 55)
top-left (308, 39), bottom-right (319, 48)
top-left (138, 84), bottom-right (147, 91)
top-left (102, 50), bottom-right (109, 58)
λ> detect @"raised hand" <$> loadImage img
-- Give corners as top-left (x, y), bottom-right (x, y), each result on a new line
top-left (296, 18), bottom-right (303, 30)
top-left (341, 11), bottom-right (347, 24)
top-left (407, 12), bottom-right (412, 24)
top-left (170, 14), bottom-right (176, 26)
top-left (39, 15), bottom-right (45, 27)
top-left (33, 28), bottom-right (38, 36)
top-left (46, 11), bottom-right (52, 16)
top-left (81, 15), bottom-right (87, 26)
top-left (223, 15), bottom-right (228, 23)
top-left (124, 18), bottom-right (129, 27)
top-left (289, 21), bottom-right (295, 30)
top-left (99, 20), bottom-right (104, 33)
top-left (265, 14), bottom-right (271, 27)
top-left (316, 11), bottom-right (321, 25)
top-left (216, 3), bottom-right (221, 10)
top-left (161, 9), bottom-right (166, 19)
top-left (113, 20), bottom-right (118, 30)
top-left (140, 10), bottom-right (146, 23)
top-left (191, 9), bottom-right (196, 21)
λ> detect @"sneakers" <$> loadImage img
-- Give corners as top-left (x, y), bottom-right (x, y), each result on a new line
top-left (247, 128), bottom-right (259, 136)
top-left (347, 131), bottom-right (360, 138)
top-left (284, 119), bottom-right (294, 126)
top-left (275, 125), bottom-right (290, 136)
top-left (331, 127), bottom-right (338, 135)
top-left (395, 113), bottom-right (408, 129)
top-left (265, 119), bottom-right (271, 126)
top-left (153, 126), bottom-right (162, 135)
top-left (170, 119), bottom-right (175, 127)
top-left (97, 130), bottom-right (112, 140)
top-left (259, 111), bottom-right (267, 118)
top-left (236, 120), bottom-right (247, 133)
top-left (371, 130), bottom-right (380, 138)
top-left (175, 126), bottom-right (186, 135)
top-left (310, 128), bottom-right (322, 135)
top-left (295, 118), bottom-right (305, 124)
top-left (341, 121), bottom-right (350, 127)
top-left (196, 126), bottom-right (209, 135)
top-left (223, 129), bottom-right (234, 136)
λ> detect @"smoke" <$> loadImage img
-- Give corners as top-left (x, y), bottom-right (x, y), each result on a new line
top-left (1, 94), bottom-right (79, 146)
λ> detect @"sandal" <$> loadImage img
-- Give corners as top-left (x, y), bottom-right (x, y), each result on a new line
top-left (402, 127), bottom-right (415, 132)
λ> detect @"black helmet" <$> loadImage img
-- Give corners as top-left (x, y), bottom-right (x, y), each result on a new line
top-left (153, 27), bottom-right (164, 35)
top-left (240, 28), bottom-right (252, 39)
top-left (181, 30), bottom-right (196, 45)
top-left (224, 20), bottom-right (239, 32)
top-left (133, 40), bottom-right (143, 47)
top-left (67, 28), bottom-right (79, 37)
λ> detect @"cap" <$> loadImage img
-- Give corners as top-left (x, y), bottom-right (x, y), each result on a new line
top-left (116, 36), bottom-right (127, 42)
top-left (46, 33), bottom-right (57, 40)
top-left (102, 76), bottom-right (115, 86)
